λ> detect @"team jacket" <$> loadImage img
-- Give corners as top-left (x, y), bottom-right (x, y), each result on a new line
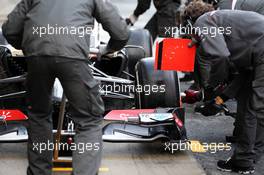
top-left (216, 0), bottom-right (264, 99)
top-left (2, 0), bottom-right (129, 59)
top-left (194, 10), bottom-right (264, 88)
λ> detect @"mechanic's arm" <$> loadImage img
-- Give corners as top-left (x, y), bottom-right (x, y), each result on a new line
top-left (133, 0), bottom-right (152, 17)
top-left (2, 0), bottom-right (32, 49)
top-left (126, 0), bottom-right (151, 25)
top-left (93, 0), bottom-right (130, 52)
top-left (194, 14), bottom-right (231, 89)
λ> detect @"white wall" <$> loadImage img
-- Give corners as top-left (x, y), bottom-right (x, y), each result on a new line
top-left (1, 0), bottom-right (20, 23)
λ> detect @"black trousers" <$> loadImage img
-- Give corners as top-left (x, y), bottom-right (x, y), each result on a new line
top-left (145, 13), bottom-right (158, 41)
top-left (26, 56), bottom-right (104, 175)
top-left (232, 63), bottom-right (264, 167)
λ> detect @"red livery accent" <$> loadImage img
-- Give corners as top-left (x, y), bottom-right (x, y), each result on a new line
top-left (155, 38), bottom-right (196, 72)
top-left (0, 110), bottom-right (28, 121)
top-left (104, 109), bottom-right (155, 121)
top-left (174, 117), bottom-right (183, 128)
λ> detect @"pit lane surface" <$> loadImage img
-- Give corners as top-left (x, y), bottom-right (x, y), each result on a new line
top-left (181, 82), bottom-right (264, 175)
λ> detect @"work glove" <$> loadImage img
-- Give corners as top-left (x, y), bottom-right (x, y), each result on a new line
top-left (195, 96), bottom-right (227, 116)
top-left (125, 14), bottom-right (138, 26)
top-left (182, 89), bottom-right (202, 104)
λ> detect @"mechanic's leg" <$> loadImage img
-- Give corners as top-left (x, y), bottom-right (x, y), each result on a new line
top-left (254, 116), bottom-right (264, 163)
top-left (26, 57), bottom-right (56, 175)
top-left (145, 13), bottom-right (158, 41)
top-left (55, 59), bottom-right (104, 175)
top-left (232, 95), bottom-right (257, 167)
top-left (252, 64), bottom-right (264, 162)
top-left (233, 72), bottom-right (252, 139)
top-left (232, 64), bottom-right (264, 167)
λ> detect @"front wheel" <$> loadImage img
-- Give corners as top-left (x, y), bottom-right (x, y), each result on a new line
top-left (135, 57), bottom-right (181, 109)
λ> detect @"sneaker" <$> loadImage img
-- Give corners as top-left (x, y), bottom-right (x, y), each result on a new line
top-left (217, 158), bottom-right (255, 174)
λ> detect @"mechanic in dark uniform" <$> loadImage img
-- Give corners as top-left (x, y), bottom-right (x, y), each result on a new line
top-left (126, 0), bottom-right (181, 40)
top-left (186, 0), bottom-right (264, 142)
top-left (217, 0), bottom-right (264, 143)
top-left (197, 0), bottom-right (264, 143)
top-left (2, 0), bottom-right (129, 175)
top-left (183, 1), bottom-right (264, 173)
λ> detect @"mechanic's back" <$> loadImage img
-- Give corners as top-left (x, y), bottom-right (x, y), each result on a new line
top-left (3, 0), bottom-right (129, 59)
top-left (195, 10), bottom-right (264, 70)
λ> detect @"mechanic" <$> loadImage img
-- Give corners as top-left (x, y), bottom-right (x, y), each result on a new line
top-left (183, 0), bottom-right (264, 174)
top-left (184, 0), bottom-right (264, 143)
top-left (218, 0), bottom-right (264, 11)
top-left (2, 0), bottom-right (129, 175)
top-left (182, 0), bottom-right (264, 83)
top-left (126, 0), bottom-right (181, 40)
top-left (216, 0), bottom-right (264, 144)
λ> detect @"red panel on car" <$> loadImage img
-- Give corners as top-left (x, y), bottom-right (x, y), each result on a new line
top-left (155, 38), bottom-right (196, 72)
top-left (0, 110), bottom-right (28, 121)
top-left (104, 109), bottom-right (155, 121)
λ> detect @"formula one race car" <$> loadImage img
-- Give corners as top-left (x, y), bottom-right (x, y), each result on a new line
top-left (0, 25), bottom-right (187, 146)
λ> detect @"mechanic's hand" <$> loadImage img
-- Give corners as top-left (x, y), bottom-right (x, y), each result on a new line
top-left (125, 14), bottom-right (138, 26)
top-left (98, 45), bottom-right (116, 60)
top-left (102, 52), bottom-right (119, 60)
top-left (188, 37), bottom-right (198, 48)
top-left (195, 96), bottom-right (227, 116)
top-left (182, 89), bottom-right (202, 104)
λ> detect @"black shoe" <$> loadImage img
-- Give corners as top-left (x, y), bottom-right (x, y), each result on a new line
top-left (226, 135), bottom-right (237, 143)
top-left (217, 158), bottom-right (255, 174)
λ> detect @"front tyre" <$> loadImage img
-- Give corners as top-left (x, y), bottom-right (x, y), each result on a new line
top-left (135, 57), bottom-right (181, 109)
